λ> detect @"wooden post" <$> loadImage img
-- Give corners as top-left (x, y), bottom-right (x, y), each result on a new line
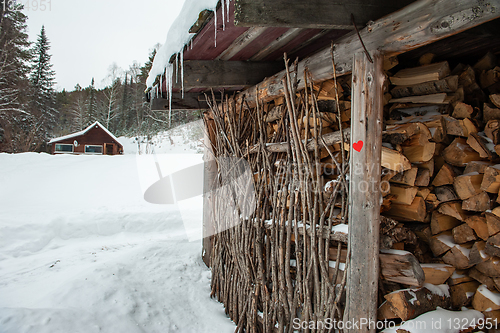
top-left (345, 51), bottom-right (383, 332)
top-left (202, 115), bottom-right (217, 267)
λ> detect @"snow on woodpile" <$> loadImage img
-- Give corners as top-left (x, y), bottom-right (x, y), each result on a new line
top-left (381, 307), bottom-right (483, 333)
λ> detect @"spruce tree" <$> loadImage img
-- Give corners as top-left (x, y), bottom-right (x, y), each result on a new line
top-left (29, 25), bottom-right (57, 137)
top-left (0, 2), bottom-right (32, 152)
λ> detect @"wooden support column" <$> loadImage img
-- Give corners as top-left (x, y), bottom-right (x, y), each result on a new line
top-left (202, 114), bottom-right (217, 267)
top-left (345, 51), bottom-right (383, 332)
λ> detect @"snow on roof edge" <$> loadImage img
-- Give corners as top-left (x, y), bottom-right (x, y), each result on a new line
top-left (48, 121), bottom-right (122, 146)
top-left (145, 0), bottom-right (222, 89)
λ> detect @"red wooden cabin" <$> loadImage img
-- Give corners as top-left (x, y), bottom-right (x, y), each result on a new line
top-left (49, 121), bottom-right (123, 155)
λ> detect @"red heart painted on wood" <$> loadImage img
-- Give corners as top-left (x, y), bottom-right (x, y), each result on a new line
top-left (353, 140), bottom-right (364, 152)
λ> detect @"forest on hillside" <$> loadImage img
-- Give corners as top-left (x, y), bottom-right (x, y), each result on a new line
top-left (0, 3), bottom-right (199, 153)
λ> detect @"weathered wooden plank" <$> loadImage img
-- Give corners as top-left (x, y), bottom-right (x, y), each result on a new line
top-left (234, 0), bottom-right (414, 29)
top-left (215, 27), bottom-right (267, 61)
top-left (171, 60), bottom-right (283, 89)
top-left (345, 52), bottom-right (383, 333)
top-left (237, 0), bottom-right (500, 108)
top-left (151, 93), bottom-right (209, 111)
top-left (249, 28), bottom-right (304, 61)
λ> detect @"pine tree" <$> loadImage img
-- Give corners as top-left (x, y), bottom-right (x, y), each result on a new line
top-left (0, 2), bottom-right (32, 152)
top-left (86, 77), bottom-right (97, 125)
top-left (29, 25), bottom-right (57, 138)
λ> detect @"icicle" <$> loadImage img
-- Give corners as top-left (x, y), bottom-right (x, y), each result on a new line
top-left (167, 63), bottom-right (173, 128)
top-left (175, 53), bottom-right (179, 84)
top-left (222, 0), bottom-right (225, 31)
top-left (214, 6), bottom-right (217, 47)
top-left (159, 73), bottom-right (163, 98)
top-left (180, 48), bottom-right (184, 99)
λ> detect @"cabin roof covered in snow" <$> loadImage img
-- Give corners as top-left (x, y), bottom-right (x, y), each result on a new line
top-left (48, 121), bottom-right (122, 145)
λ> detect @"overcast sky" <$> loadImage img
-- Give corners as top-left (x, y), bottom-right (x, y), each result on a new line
top-left (25, 0), bottom-right (186, 91)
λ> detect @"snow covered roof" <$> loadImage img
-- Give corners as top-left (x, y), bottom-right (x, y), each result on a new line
top-left (146, 0), bottom-right (221, 88)
top-left (48, 121), bottom-right (122, 145)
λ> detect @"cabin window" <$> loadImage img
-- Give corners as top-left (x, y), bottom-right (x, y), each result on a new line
top-left (84, 145), bottom-right (103, 154)
top-left (54, 144), bottom-right (73, 153)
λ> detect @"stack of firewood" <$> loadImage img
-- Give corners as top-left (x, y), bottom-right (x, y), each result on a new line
top-left (374, 52), bottom-right (500, 327)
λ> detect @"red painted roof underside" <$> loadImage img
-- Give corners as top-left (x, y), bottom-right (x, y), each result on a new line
top-left (166, 0), bottom-right (350, 94)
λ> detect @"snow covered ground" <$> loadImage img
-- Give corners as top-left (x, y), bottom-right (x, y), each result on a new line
top-left (0, 126), bottom-right (236, 332)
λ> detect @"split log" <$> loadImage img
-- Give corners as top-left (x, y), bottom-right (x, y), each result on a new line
top-left (462, 192), bottom-right (492, 212)
top-left (466, 216), bottom-right (490, 241)
top-left (469, 240), bottom-right (489, 266)
top-left (390, 166), bottom-right (418, 186)
top-left (442, 115), bottom-right (469, 137)
top-left (429, 232), bottom-right (455, 257)
top-left (383, 123), bottom-right (428, 145)
top-left (421, 263), bottom-right (455, 285)
top-left (485, 120), bottom-right (500, 144)
top-left (402, 142), bottom-right (436, 163)
top-left (438, 201), bottom-right (468, 221)
top-left (480, 67), bottom-right (500, 89)
top-left (486, 234), bottom-right (500, 258)
top-left (442, 137), bottom-right (482, 167)
top-left (464, 161), bottom-right (494, 174)
top-left (431, 211), bottom-right (461, 235)
top-left (484, 103), bottom-right (500, 122)
top-left (434, 186), bottom-right (459, 203)
top-left (379, 249), bottom-right (425, 287)
top-left (390, 75), bottom-right (458, 98)
top-left (476, 258), bottom-right (500, 277)
top-left (469, 267), bottom-right (498, 290)
top-left (389, 93), bottom-right (449, 104)
top-left (452, 223), bottom-right (478, 244)
top-left (481, 165), bottom-right (500, 193)
top-left (486, 212), bottom-right (500, 237)
top-left (419, 159), bottom-right (434, 177)
top-left (450, 281), bottom-right (480, 308)
top-left (442, 244), bottom-right (473, 269)
top-left (448, 270), bottom-right (474, 286)
top-left (383, 284), bottom-right (451, 321)
top-left (382, 147), bottom-right (412, 172)
top-left (390, 184), bottom-right (418, 205)
top-left (491, 94), bottom-right (500, 109)
top-left (385, 196), bottom-right (426, 222)
top-left (389, 61), bottom-right (450, 86)
top-left (472, 285), bottom-right (500, 312)
top-left (467, 133), bottom-right (493, 159)
top-left (474, 52), bottom-right (497, 71)
top-left (453, 173), bottom-right (483, 200)
top-left (414, 168), bottom-right (430, 187)
top-left (377, 301), bottom-right (398, 320)
top-left (452, 102), bottom-right (474, 119)
top-left (432, 164), bottom-right (456, 187)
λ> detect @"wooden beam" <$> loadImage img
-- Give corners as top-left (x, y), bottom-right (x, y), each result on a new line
top-left (345, 52), bottom-right (383, 333)
top-left (236, 0), bottom-right (500, 108)
top-left (234, 0), bottom-right (414, 29)
top-left (170, 60), bottom-right (283, 90)
top-left (151, 93), bottom-right (209, 111)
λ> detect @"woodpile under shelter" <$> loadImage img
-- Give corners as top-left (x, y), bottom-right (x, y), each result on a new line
top-left (146, 0), bottom-right (500, 332)
top-left (49, 121), bottom-right (123, 155)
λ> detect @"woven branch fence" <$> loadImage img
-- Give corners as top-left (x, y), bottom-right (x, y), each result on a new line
top-left (205, 56), bottom-right (351, 333)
